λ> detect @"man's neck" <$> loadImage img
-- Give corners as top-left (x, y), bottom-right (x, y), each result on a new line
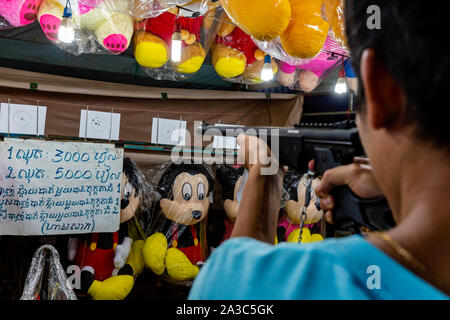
top-left (371, 144), bottom-right (450, 293)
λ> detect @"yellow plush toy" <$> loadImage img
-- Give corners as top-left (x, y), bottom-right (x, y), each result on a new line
top-left (221, 0), bottom-right (330, 59)
top-left (220, 0), bottom-right (291, 41)
top-left (134, 1), bottom-right (215, 75)
top-left (280, 0), bottom-right (329, 59)
top-left (211, 12), bottom-right (278, 82)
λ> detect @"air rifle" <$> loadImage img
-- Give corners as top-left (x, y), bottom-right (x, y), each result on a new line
top-left (199, 120), bottom-right (395, 233)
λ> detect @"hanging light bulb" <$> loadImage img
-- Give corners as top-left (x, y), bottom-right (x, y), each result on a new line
top-left (171, 31), bottom-right (182, 63)
top-left (261, 55), bottom-right (274, 81)
top-left (58, 0), bottom-right (74, 43)
top-left (335, 68), bottom-right (348, 94)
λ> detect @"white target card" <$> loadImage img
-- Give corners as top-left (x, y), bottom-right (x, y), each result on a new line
top-left (79, 109), bottom-right (121, 141)
top-left (151, 117), bottom-right (187, 146)
top-left (0, 103), bottom-right (47, 136)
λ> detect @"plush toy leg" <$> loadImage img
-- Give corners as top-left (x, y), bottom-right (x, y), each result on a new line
top-left (310, 233), bottom-right (324, 242)
top-left (286, 228), bottom-right (312, 243)
top-left (122, 240), bottom-right (145, 277)
top-left (143, 233), bottom-right (167, 276)
top-left (0, 0), bottom-right (40, 27)
top-left (87, 275), bottom-right (134, 300)
top-left (95, 12), bottom-right (133, 54)
top-left (134, 31), bottom-right (170, 68)
top-left (165, 248), bottom-right (199, 281)
top-left (212, 44), bottom-right (246, 78)
top-left (80, 268), bottom-right (95, 293)
top-left (37, 0), bottom-right (63, 42)
top-left (175, 43), bottom-right (206, 74)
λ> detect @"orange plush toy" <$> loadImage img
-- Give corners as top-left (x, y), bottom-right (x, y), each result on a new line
top-left (221, 0), bottom-right (329, 60)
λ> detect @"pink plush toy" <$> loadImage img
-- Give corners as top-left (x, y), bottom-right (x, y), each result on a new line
top-left (277, 34), bottom-right (347, 92)
top-left (0, 0), bottom-right (41, 28)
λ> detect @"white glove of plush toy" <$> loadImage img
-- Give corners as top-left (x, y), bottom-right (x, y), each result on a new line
top-left (114, 237), bottom-right (133, 271)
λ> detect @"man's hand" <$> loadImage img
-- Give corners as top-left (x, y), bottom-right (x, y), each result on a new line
top-left (231, 134), bottom-right (286, 243)
top-left (310, 159), bottom-right (384, 224)
top-left (236, 134), bottom-right (287, 177)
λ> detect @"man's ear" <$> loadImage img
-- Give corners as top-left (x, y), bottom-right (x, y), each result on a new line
top-left (360, 49), bottom-right (407, 129)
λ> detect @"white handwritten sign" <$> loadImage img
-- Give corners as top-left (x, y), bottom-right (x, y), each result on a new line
top-left (0, 138), bottom-right (124, 235)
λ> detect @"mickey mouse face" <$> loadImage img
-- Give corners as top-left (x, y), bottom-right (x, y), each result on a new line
top-left (160, 172), bottom-right (210, 226)
top-left (120, 172), bottom-right (140, 223)
top-left (285, 176), bottom-right (323, 225)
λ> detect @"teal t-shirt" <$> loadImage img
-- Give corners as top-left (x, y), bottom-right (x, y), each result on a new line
top-left (188, 235), bottom-right (448, 300)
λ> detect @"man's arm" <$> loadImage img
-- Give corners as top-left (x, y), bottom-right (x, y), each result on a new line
top-left (230, 135), bottom-right (286, 244)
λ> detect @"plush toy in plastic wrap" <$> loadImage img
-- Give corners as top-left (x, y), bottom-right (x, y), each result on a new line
top-left (0, 0), bottom-right (41, 30)
top-left (37, 0), bottom-right (133, 55)
top-left (67, 157), bottom-right (148, 300)
top-left (134, 0), bottom-right (218, 80)
top-left (20, 245), bottom-right (77, 300)
top-left (142, 162), bottom-right (214, 284)
top-left (323, 0), bottom-right (347, 50)
top-left (207, 165), bottom-right (245, 249)
top-left (211, 11), bottom-right (277, 83)
top-left (277, 34), bottom-right (347, 91)
top-left (221, 0), bottom-right (330, 61)
top-left (278, 170), bottom-right (324, 244)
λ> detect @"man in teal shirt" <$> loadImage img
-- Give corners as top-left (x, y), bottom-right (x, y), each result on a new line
top-left (189, 0), bottom-right (450, 300)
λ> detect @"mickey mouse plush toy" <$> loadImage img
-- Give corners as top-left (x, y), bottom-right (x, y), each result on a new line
top-left (69, 157), bottom-right (144, 300)
top-left (143, 163), bottom-right (214, 283)
top-left (207, 164), bottom-right (245, 248)
top-left (278, 170), bottom-right (324, 244)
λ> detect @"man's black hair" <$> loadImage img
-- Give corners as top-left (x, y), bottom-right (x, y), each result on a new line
top-left (216, 165), bottom-right (245, 201)
top-left (345, 0), bottom-right (449, 151)
top-left (283, 170), bottom-right (302, 202)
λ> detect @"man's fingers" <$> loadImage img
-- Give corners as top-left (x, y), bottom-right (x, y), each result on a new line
top-left (315, 164), bottom-right (354, 198)
top-left (320, 196), bottom-right (334, 211)
top-left (308, 159), bottom-right (315, 171)
top-left (325, 211), bottom-right (334, 224)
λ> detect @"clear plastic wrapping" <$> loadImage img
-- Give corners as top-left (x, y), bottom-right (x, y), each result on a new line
top-left (211, 11), bottom-right (277, 84)
top-left (37, 0), bottom-right (134, 55)
top-left (0, 0), bottom-right (42, 30)
top-left (133, 1), bottom-right (219, 81)
top-left (142, 161), bottom-right (214, 285)
top-left (219, 0), bottom-right (292, 42)
top-left (78, 0), bottom-right (195, 19)
top-left (276, 33), bottom-right (347, 91)
top-left (323, 0), bottom-right (347, 50)
top-left (221, 0), bottom-right (329, 61)
top-left (20, 245), bottom-right (77, 300)
top-left (277, 170), bottom-right (324, 244)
